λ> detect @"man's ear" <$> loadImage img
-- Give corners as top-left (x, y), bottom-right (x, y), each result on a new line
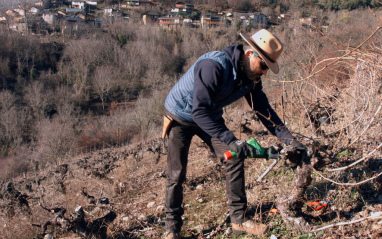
top-left (244, 50), bottom-right (253, 59)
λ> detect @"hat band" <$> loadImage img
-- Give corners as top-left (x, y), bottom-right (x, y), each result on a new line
top-left (250, 37), bottom-right (276, 64)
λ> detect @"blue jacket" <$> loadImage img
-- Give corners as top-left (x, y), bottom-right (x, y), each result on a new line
top-left (165, 44), bottom-right (295, 145)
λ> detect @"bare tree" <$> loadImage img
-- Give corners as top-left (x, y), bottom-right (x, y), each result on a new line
top-left (93, 65), bottom-right (118, 110)
top-left (0, 90), bottom-right (27, 153)
top-left (24, 81), bottom-right (51, 121)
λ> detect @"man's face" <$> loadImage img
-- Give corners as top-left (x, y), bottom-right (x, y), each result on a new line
top-left (243, 50), bottom-right (269, 81)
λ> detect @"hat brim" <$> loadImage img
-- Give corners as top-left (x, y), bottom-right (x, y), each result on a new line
top-left (240, 32), bottom-right (279, 74)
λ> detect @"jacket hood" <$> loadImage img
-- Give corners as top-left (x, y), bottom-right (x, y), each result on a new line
top-left (222, 44), bottom-right (250, 85)
top-left (222, 44), bottom-right (244, 73)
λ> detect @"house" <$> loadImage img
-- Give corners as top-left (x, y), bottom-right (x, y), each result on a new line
top-left (43, 11), bottom-right (61, 24)
top-left (201, 14), bottom-right (221, 28)
top-left (125, 0), bottom-right (153, 8)
top-left (65, 14), bottom-right (85, 23)
top-left (139, 0), bottom-right (153, 8)
top-left (158, 14), bottom-right (181, 28)
top-left (104, 9), bottom-right (123, 18)
top-left (29, 7), bottom-right (40, 14)
top-left (5, 10), bottom-right (16, 17)
top-left (238, 12), bottom-right (268, 27)
top-left (142, 11), bottom-right (160, 25)
top-left (171, 2), bottom-right (194, 15)
top-left (0, 16), bottom-right (6, 22)
top-left (77, 12), bottom-right (94, 21)
top-left (9, 22), bottom-right (27, 32)
top-left (35, 1), bottom-right (44, 7)
top-left (72, 0), bottom-right (86, 9)
top-left (86, 1), bottom-right (97, 6)
top-left (104, 8), bottom-right (113, 16)
top-left (175, 2), bottom-right (193, 10)
top-left (254, 13), bottom-right (268, 27)
top-left (9, 15), bottom-right (45, 33)
top-left (62, 14), bottom-right (85, 32)
top-left (126, 0), bottom-right (139, 6)
top-left (6, 9), bottom-right (26, 17)
top-left (43, 0), bottom-right (65, 8)
top-left (66, 7), bottom-right (84, 13)
top-left (175, 2), bottom-right (184, 8)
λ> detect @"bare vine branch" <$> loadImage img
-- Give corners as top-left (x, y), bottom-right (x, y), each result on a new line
top-left (312, 214), bottom-right (382, 232)
top-left (327, 142), bottom-right (382, 172)
top-left (313, 167), bottom-right (382, 186)
top-left (264, 26), bottom-right (382, 84)
top-left (348, 100), bottom-right (382, 147)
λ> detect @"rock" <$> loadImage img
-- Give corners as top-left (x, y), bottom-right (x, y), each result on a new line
top-left (194, 224), bottom-right (205, 232)
top-left (98, 197), bottom-right (109, 205)
top-left (372, 223), bottom-right (382, 230)
top-left (156, 205), bottom-right (164, 213)
top-left (370, 211), bottom-right (382, 220)
top-left (44, 234), bottom-right (53, 239)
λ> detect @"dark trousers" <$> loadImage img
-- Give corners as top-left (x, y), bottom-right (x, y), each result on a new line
top-left (165, 120), bottom-right (247, 233)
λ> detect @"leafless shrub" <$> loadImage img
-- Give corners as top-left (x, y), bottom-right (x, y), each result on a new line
top-left (33, 118), bottom-right (76, 164)
top-left (0, 147), bottom-right (32, 180)
top-left (132, 89), bottom-right (167, 141)
top-left (77, 110), bottom-right (139, 150)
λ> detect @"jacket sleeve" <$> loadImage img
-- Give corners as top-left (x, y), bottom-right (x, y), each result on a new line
top-left (192, 59), bottom-right (236, 145)
top-left (245, 80), bottom-right (295, 145)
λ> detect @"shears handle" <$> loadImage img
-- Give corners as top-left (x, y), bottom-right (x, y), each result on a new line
top-left (306, 201), bottom-right (328, 211)
top-left (306, 201), bottom-right (321, 206)
top-left (314, 203), bottom-right (328, 211)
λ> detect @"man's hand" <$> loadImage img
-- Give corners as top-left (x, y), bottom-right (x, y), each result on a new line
top-left (228, 140), bottom-right (255, 160)
top-left (290, 140), bottom-right (307, 151)
top-left (286, 141), bottom-right (308, 168)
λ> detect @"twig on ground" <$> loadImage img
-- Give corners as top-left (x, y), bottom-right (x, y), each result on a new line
top-left (313, 167), bottom-right (382, 186)
top-left (327, 142), bottom-right (382, 172)
top-left (313, 214), bottom-right (382, 232)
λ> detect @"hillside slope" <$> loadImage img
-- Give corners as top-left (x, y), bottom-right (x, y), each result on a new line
top-left (1, 104), bottom-right (382, 239)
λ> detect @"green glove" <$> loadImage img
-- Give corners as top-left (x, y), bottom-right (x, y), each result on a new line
top-left (228, 139), bottom-right (255, 160)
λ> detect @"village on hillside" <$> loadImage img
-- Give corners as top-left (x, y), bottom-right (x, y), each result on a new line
top-left (0, 0), bottom-right (319, 37)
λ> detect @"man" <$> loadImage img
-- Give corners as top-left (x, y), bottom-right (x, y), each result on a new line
top-left (163, 29), bottom-right (306, 239)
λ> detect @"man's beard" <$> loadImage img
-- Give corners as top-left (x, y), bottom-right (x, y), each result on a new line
top-left (243, 61), bottom-right (262, 81)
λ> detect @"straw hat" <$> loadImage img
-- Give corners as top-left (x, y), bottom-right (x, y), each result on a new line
top-left (240, 29), bottom-right (283, 74)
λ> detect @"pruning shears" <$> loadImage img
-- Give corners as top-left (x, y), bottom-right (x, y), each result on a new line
top-left (306, 201), bottom-right (331, 211)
